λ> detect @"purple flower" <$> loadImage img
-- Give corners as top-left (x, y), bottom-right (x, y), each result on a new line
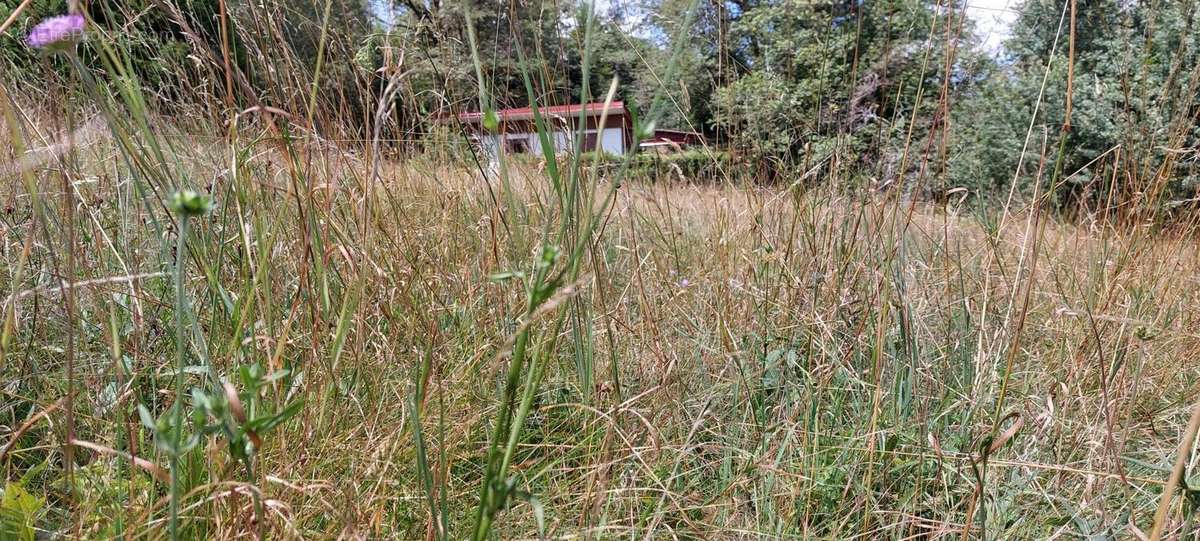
top-left (26, 14), bottom-right (86, 50)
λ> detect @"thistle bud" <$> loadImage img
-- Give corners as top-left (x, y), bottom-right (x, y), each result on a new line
top-left (167, 190), bottom-right (214, 217)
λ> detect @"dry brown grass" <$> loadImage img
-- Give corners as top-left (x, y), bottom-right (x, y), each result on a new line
top-left (4, 140), bottom-right (1200, 538)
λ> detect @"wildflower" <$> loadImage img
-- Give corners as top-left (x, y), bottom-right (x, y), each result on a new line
top-left (26, 14), bottom-right (86, 50)
top-left (167, 190), bottom-right (214, 217)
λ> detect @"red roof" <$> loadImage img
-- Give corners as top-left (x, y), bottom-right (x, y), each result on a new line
top-left (458, 101), bottom-right (626, 123)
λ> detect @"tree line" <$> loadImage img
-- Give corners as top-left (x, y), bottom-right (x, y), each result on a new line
top-left (2, 0), bottom-right (1198, 212)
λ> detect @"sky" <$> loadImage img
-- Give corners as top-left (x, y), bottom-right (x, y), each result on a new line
top-left (599, 0), bottom-right (1022, 54)
top-left (373, 0), bottom-right (1021, 54)
top-left (964, 0), bottom-right (1020, 52)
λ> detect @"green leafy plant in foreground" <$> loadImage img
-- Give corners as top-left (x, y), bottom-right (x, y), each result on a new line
top-left (0, 479), bottom-right (45, 541)
top-left (132, 190), bottom-right (305, 539)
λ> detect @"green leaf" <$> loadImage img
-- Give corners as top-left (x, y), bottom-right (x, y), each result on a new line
top-left (1, 481), bottom-right (44, 541)
top-left (537, 245), bottom-right (558, 268)
top-left (263, 367), bottom-right (292, 383)
top-left (636, 119), bottom-right (656, 140)
top-left (245, 400), bottom-right (305, 434)
top-left (489, 271), bottom-right (525, 282)
top-left (137, 404), bottom-right (157, 432)
top-left (504, 481), bottom-right (546, 539)
top-left (528, 495), bottom-right (546, 539)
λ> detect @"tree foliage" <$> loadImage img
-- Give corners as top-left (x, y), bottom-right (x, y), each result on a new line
top-left (950, 0), bottom-right (1200, 211)
top-left (6, 0), bottom-right (1198, 210)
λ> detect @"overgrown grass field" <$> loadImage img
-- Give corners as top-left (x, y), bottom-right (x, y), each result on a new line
top-left (5, 0), bottom-right (1200, 538)
top-left (4, 126), bottom-right (1200, 537)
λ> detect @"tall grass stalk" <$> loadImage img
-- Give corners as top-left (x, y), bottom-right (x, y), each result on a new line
top-left (0, 83), bottom-right (46, 368)
top-left (163, 189), bottom-right (211, 539)
top-left (168, 206), bottom-right (190, 539)
top-left (462, 0), bottom-right (703, 535)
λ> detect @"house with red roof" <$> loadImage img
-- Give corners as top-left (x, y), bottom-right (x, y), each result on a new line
top-left (456, 101), bottom-right (633, 159)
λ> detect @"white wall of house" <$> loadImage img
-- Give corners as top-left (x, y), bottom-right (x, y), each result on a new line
top-left (478, 127), bottom-right (626, 164)
top-left (545, 128), bottom-right (626, 155)
top-left (598, 128), bottom-right (624, 154)
top-left (550, 131), bottom-right (570, 153)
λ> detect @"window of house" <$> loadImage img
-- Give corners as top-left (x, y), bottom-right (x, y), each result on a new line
top-left (506, 138), bottom-right (530, 153)
top-left (582, 132), bottom-right (599, 152)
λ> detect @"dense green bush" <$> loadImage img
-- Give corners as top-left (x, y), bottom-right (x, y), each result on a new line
top-left (948, 0), bottom-right (1200, 215)
top-left (630, 149), bottom-right (735, 182)
top-left (580, 148), bottom-right (754, 183)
